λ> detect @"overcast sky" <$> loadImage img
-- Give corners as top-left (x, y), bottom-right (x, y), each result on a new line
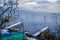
top-left (18, 0), bottom-right (60, 13)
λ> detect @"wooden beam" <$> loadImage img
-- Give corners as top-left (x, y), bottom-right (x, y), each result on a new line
top-left (33, 26), bottom-right (49, 36)
top-left (5, 22), bottom-right (22, 29)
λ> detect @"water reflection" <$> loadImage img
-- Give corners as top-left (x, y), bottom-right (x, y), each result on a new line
top-left (21, 12), bottom-right (60, 34)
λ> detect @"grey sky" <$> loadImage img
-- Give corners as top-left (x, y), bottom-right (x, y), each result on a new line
top-left (18, 0), bottom-right (60, 13)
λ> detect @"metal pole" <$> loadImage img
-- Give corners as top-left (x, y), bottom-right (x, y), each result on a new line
top-left (16, 0), bottom-right (25, 39)
top-left (56, 15), bottom-right (60, 40)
